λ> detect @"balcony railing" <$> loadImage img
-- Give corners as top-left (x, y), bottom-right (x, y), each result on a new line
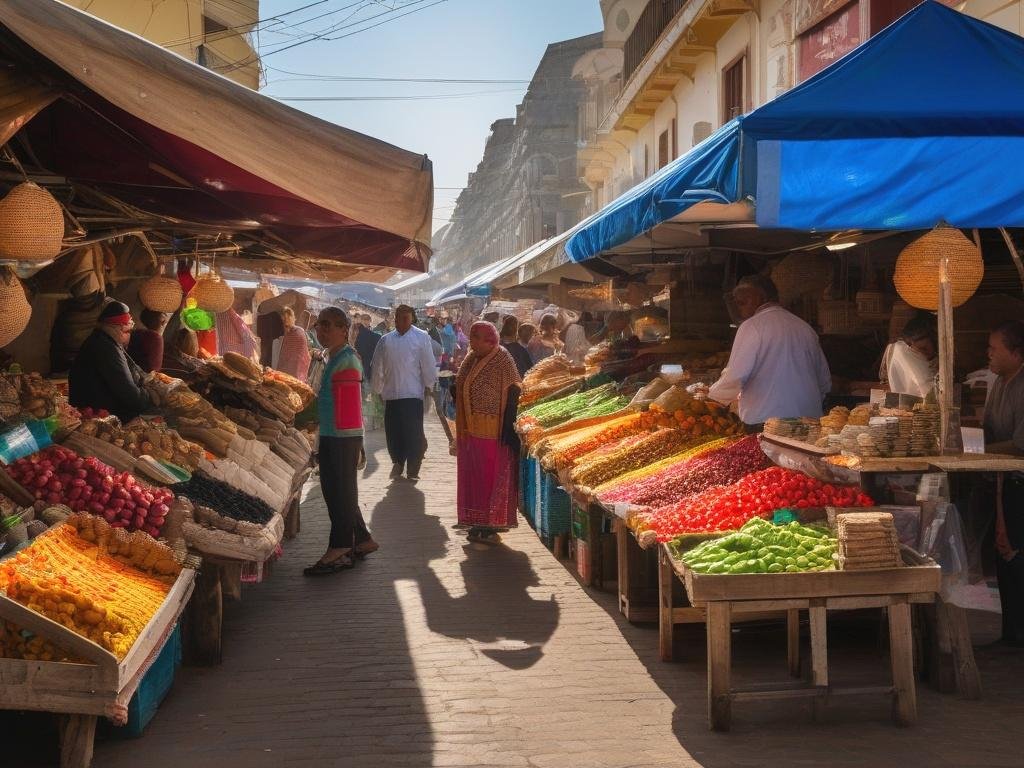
top-left (623, 0), bottom-right (688, 85)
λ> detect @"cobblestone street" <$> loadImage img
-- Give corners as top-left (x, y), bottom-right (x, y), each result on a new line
top-left (5, 419), bottom-right (1018, 767)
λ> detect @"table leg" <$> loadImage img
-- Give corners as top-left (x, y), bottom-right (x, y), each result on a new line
top-left (658, 548), bottom-right (674, 662)
top-left (939, 600), bottom-right (982, 700)
top-left (706, 601), bottom-right (732, 731)
top-left (184, 561), bottom-right (223, 666)
top-left (889, 600), bottom-right (918, 726)
top-left (59, 714), bottom-right (97, 768)
top-left (616, 519), bottom-right (628, 616)
top-left (787, 608), bottom-right (801, 678)
top-left (809, 604), bottom-right (828, 721)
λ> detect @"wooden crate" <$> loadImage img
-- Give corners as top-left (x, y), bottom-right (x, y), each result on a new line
top-left (0, 566), bottom-right (195, 767)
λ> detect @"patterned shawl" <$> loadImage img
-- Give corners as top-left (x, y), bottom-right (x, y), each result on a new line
top-left (455, 342), bottom-right (521, 440)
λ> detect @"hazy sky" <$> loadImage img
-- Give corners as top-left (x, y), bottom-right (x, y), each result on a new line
top-left (256, 0), bottom-right (602, 234)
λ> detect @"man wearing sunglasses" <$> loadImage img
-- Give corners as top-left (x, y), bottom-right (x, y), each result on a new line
top-left (69, 300), bottom-right (153, 422)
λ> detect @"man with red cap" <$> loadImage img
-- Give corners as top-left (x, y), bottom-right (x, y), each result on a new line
top-left (69, 300), bottom-right (153, 422)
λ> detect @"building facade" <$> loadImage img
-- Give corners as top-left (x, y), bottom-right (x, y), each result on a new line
top-left (65, 0), bottom-right (260, 89)
top-left (577, 0), bottom-right (1022, 216)
top-left (418, 33), bottom-right (603, 300)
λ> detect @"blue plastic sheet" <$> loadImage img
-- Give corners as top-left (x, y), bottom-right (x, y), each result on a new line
top-left (564, 2), bottom-right (1024, 260)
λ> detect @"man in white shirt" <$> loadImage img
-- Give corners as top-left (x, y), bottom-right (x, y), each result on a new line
top-left (708, 274), bottom-right (831, 429)
top-left (371, 305), bottom-right (439, 480)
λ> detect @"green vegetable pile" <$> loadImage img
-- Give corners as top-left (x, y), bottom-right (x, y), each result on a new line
top-left (676, 517), bottom-right (836, 574)
top-left (518, 383), bottom-right (626, 429)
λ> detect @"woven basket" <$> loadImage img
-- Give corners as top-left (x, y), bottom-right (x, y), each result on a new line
top-left (855, 289), bottom-right (888, 322)
top-left (772, 253), bottom-right (834, 304)
top-left (0, 267), bottom-right (31, 347)
top-left (0, 182), bottom-right (64, 261)
top-left (139, 275), bottom-right (184, 313)
top-left (818, 297), bottom-right (861, 336)
top-left (192, 273), bottom-right (234, 313)
top-left (894, 225), bottom-right (983, 310)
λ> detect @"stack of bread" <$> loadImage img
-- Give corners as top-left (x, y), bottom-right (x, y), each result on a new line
top-left (835, 511), bottom-right (902, 570)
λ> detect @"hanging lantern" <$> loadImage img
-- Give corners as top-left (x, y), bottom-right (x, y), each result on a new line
top-left (0, 267), bottom-right (31, 347)
top-left (139, 275), bottom-right (184, 313)
top-left (191, 272), bottom-right (234, 313)
top-left (893, 225), bottom-right (983, 310)
top-left (0, 182), bottom-right (65, 261)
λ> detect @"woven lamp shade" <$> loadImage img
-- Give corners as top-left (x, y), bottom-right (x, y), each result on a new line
top-left (894, 226), bottom-right (983, 310)
top-left (0, 268), bottom-right (31, 347)
top-left (0, 182), bottom-right (65, 261)
top-left (139, 275), bottom-right (184, 313)
top-left (192, 273), bottom-right (234, 313)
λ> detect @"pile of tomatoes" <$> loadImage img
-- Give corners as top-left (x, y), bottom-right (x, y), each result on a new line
top-left (643, 466), bottom-right (874, 542)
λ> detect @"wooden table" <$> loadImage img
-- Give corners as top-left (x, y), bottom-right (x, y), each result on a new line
top-left (662, 544), bottom-right (940, 731)
top-left (614, 518), bottom-right (660, 623)
top-left (0, 567), bottom-right (195, 767)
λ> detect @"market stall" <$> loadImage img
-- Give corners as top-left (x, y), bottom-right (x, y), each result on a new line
top-left (0, 0), bottom-right (432, 750)
top-left (496, 4), bottom-right (1024, 730)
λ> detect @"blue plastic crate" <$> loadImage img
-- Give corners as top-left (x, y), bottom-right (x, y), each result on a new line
top-left (108, 624), bottom-right (182, 739)
top-left (519, 456), bottom-right (536, 525)
top-left (540, 472), bottom-right (571, 538)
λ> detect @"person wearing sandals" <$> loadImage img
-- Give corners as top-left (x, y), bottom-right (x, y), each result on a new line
top-left (451, 321), bottom-right (522, 546)
top-left (305, 307), bottom-right (378, 576)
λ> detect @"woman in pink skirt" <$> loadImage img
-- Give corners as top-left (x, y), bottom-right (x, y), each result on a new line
top-left (452, 321), bottom-right (522, 545)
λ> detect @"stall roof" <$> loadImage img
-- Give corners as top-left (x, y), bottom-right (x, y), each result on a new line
top-left (0, 0), bottom-right (433, 278)
top-left (564, 1), bottom-right (1024, 264)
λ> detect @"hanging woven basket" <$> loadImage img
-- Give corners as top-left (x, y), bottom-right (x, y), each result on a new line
top-left (139, 275), bottom-right (184, 313)
top-left (192, 272), bottom-right (234, 313)
top-left (893, 225), bottom-right (983, 310)
top-left (0, 182), bottom-right (65, 261)
top-left (0, 267), bottom-right (31, 347)
top-left (772, 253), bottom-right (834, 304)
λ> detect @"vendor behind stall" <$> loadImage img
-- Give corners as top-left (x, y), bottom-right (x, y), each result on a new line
top-left (985, 320), bottom-right (1024, 646)
top-left (880, 312), bottom-right (938, 398)
top-left (708, 274), bottom-right (831, 430)
top-left (69, 300), bottom-right (153, 422)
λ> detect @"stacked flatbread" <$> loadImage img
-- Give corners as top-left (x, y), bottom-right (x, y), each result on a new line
top-left (835, 511), bottom-right (902, 570)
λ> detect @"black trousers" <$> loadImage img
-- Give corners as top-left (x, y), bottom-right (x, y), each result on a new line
top-left (384, 398), bottom-right (426, 475)
top-left (999, 477), bottom-right (1024, 641)
top-left (319, 435), bottom-right (370, 550)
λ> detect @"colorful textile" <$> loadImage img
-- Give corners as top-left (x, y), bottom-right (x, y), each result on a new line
top-left (318, 346), bottom-right (364, 438)
top-left (455, 341), bottom-right (521, 530)
top-left (457, 434), bottom-right (518, 529)
top-left (216, 309), bottom-right (258, 359)
top-left (278, 325), bottom-right (312, 380)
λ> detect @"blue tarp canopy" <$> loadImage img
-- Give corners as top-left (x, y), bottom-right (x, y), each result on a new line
top-left (566, 1), bottom-right (1024, 263)
top-left (427, 254), bottom-right (520, 305)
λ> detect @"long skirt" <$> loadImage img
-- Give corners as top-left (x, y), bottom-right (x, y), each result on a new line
top-left (456, 434), bottom-right (518, 530)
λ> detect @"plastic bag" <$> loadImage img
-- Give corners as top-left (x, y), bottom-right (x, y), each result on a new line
top-left (920, 501), bottom-right (977, 609)
top-left (629, 377), bottom-right (670, 407)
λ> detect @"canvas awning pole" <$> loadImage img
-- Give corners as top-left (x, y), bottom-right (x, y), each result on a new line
top-left (937, 256), bottom-right (959, 454)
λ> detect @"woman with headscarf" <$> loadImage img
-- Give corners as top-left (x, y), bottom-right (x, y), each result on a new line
top-left (452, 321), bottom-right (522, 545)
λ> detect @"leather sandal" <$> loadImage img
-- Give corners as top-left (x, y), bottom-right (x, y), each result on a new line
top-left (303, 555), bottom-right (353, 576)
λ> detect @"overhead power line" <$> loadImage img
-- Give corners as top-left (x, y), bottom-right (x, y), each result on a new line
top-left (261, 0), bottom-right (450, 58)
top-left (264, 65), bottom-right (530, 84)
top-left (272, 87), bottom-right (523, 101)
